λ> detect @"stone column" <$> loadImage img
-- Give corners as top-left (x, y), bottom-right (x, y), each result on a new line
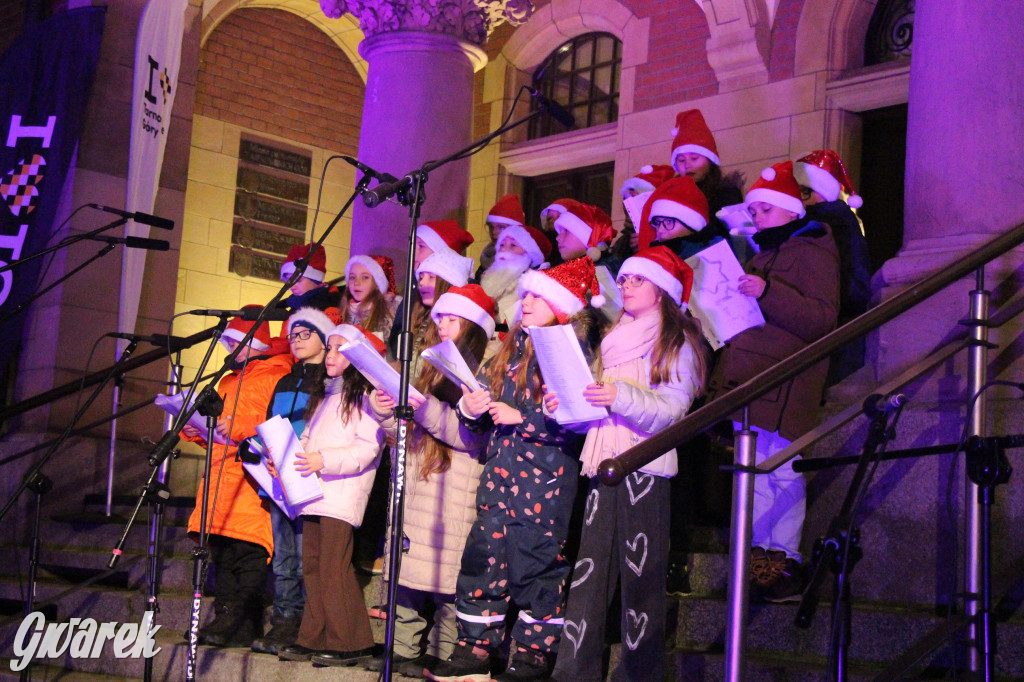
top-left (320, 0), bottom-right (532, 279)
top-left (874, 0), bottom-right (1024, 380)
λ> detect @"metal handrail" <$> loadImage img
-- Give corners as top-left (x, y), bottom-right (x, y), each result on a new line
top-left (752, 287), bottom-right (1024, 475)
top-left (597, 221), bottom-right (1024, 485)
top-left (0, 327), bottom-right (217, 426)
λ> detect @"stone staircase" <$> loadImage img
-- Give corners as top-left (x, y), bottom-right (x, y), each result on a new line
top-left (0, 393), bottom-right (1023, 681)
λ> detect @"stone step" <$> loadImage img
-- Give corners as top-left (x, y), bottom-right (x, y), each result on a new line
top-left (0, 658), bottom-right (142, 682)
top-left (0, 543), bottom-right (193, 592)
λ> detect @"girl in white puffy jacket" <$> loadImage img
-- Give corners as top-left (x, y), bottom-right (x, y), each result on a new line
top-left (548, 246), bottom-right (707, 682)
top-left (367, 284), bottom-right (497, 676)
top-left (275, 324), bottom-right (386, 668)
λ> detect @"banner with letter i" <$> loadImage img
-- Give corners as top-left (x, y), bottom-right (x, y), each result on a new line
top-left (0, 8), bottom-right (105, 393)
top-left (117, 0), bottom-right (188, 345)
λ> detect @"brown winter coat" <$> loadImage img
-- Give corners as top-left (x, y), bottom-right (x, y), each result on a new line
top-left (372, 394), bottom-right (488, 594)
top-left (707, 223), bottom-right (839, 440)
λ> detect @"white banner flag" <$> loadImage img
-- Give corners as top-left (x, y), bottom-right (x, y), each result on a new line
top-left (117, 0), bottom-right (188, 343)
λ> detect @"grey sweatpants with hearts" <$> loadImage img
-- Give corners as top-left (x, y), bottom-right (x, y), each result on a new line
top-left (552, 472), bottom-right (670, 682)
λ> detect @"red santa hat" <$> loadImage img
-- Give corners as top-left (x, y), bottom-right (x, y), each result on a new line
top-left (795, 149), bottom-right (863, 208)
top-left (745, 161), bottom-right (807, 218)
top-left (221, 305), bottom-right (272, 352)
top-left (416, 220), bottom-right (474, 256)
top-left (670, 109), bottom-right (720, 169)
top-left (637, 175), bottom-right (710, 249)
top-left (431, 284), bottom-right (497, 338)
top-left (287, 307), bottom-right (335, 345)
top-left (518, 256), bottom-right (605, 321)
top-left (416, 249), bottom-right (473, 288)
top-left (280, 243), bottom-right (327, 283)
top-left (554, 203), bottom-right (616, 261)
top-left (621, 164), bottom-right (676, 199)
top-left (487, 194), bottom-right (526, 227)
top-left (539, 197), bottom-right (584, 226)
top-left (618, 246), bottom-right (694, 310)
top-left (345, 254), bottom-right (395, 296)
top-left (496, 224), bottom-right (553, 267)
top-left (326, 323), bottom-right (387, 356)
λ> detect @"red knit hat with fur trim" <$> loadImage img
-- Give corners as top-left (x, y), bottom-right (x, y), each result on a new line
top-left (221, 305), bottom-right (272, 351)
top-left (280, 243), bottom-right (327, 283)
top-left (795, 149), bottom-right (863, 208)
top-left (487, 194), bottom-right (526, 227)
top-left (621, 164), bottom-right (676, 199)
top-left (416, 220), bottom-right (474, 255)
top-left (637, 175), bottom-right (710, 250)
top-left (745, 161), bottom-right (807, 218)
top-left (618, 246), bottom-right (694, 309)
top-left (553, 203), bottom-right (616, 260)
top-left (431, 284), bottom-right (497, 338)
top-left (670, 109), bottom-right (720, 169)
top-left (518, 256), bottom-right (605, 322)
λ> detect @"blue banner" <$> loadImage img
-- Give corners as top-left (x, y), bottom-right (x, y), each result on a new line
top-left (0, 8), bottom-right (105, 397)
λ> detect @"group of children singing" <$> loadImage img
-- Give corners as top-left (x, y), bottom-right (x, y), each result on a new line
top-left (183, 107), bottom-right (869, 681)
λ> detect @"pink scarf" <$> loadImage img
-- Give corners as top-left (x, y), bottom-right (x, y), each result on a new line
top-left (579, 312), bottom-right (660, 476)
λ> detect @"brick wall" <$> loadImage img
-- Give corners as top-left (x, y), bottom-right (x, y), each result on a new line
top-left (195, 7), bottom-right (363, 154)
top-left (769, 0), bottom-right (804, 81)
top-left (631, 0), bottom-right (717, 110)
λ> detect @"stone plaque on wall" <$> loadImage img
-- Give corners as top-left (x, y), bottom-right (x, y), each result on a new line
top-left (237, 166), bottom-right (309, 204)
top-left (232, 220), bottom-right (304, 256)
top-left (239, 138), bottom-right (312, 176)
top-left (234, 191), bottom-right (307, 231)
top-left (229, 245), bottom-right (284, 281)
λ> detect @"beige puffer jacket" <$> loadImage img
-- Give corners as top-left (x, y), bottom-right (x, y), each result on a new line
top-left (373, 394), bottom-right (488, 594)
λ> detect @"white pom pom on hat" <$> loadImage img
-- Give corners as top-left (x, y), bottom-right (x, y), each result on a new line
top-left (761, 167), bottom-right (777, 181)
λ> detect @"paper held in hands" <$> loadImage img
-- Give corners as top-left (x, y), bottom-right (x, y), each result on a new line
top-left (254, 415), bottom-right (324, 509)
top-left (240, 443), bottom-right (298, 519)
top-left (421, 339), bottom-right (482, 391)
top-left (527, 324), bottom-right (607, 425)
top-left (155, 392), bottom-right (234, 446)
top-left (684, 239), bottom-right (766, 350)
top-left (622, 190), bottom-right (652, 229)
top-left (339, 339), bottom-right (426, 403)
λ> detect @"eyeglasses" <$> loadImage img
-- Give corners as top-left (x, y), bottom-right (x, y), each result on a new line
top-left (799, 185), bottom-right (813, 200)
top-left (616, 274), bottom-right (649, 289)
top-left (649, 216), bottom-right (684, 229)
top-left (287, 329), bottom-right (314, 342)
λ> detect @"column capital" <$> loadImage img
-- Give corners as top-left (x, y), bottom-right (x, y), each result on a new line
top-left (320, 0), bottom-right (533, 46)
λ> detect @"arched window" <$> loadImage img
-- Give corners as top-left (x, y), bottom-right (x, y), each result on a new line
top-left (528, 32), bottom-right (621, 140)
top-left (864, 0), bottom-right (914, 66)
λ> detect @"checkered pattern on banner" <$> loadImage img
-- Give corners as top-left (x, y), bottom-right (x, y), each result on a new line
top-left (1, 154), bottom-right (46, 216)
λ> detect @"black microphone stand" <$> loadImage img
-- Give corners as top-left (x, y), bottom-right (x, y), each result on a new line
top-left (795, 403), bottom-right (905, 681)
top-left (363, 103), bottom-right (548, 681)
top-left (0, 213), bottom-right (127, 275)
top-left (0, 339), bottom-right (140, 524)
top-left (0, 241), bottom-right (124, 325)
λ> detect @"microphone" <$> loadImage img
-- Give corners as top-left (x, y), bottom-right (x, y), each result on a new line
top-left (527, 87), bottom-right (575, 129)
top-left (187, 307), bottom-right (292, 321)
top-left (89, 235), bottom-right (170, 251)
top-left (108, 332), bottom-right (182, 346)
top-left (863, 392), bottom-right (907, 418)
top-left (339, 156), bottom-right (395, 184)
top-left (363, 174), bottom-right (414, 208)
top-left (88, 204), bottom-right (175, 230)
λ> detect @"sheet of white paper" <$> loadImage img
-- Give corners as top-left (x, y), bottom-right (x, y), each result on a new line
top-left (684, 239), bottom-right (766, 350)
top-left (421, 339), bottom-right (482, 392)
top-left (241, 457), bottom-right (298, 519)
top-left (527, 324), bottom-right (607, 425)
top-left (255, 415), bottom-right (324, 508)
top-left (155, 392), bottom-right (234, 446)
top-left (622, 190), bottom-right (653, 228)
top-left (339, 340), bottom-right (426, 402)
top-left (594, 264), bottom-right (622, 320)
top-left (716, 202), bottom-right (756, 236)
